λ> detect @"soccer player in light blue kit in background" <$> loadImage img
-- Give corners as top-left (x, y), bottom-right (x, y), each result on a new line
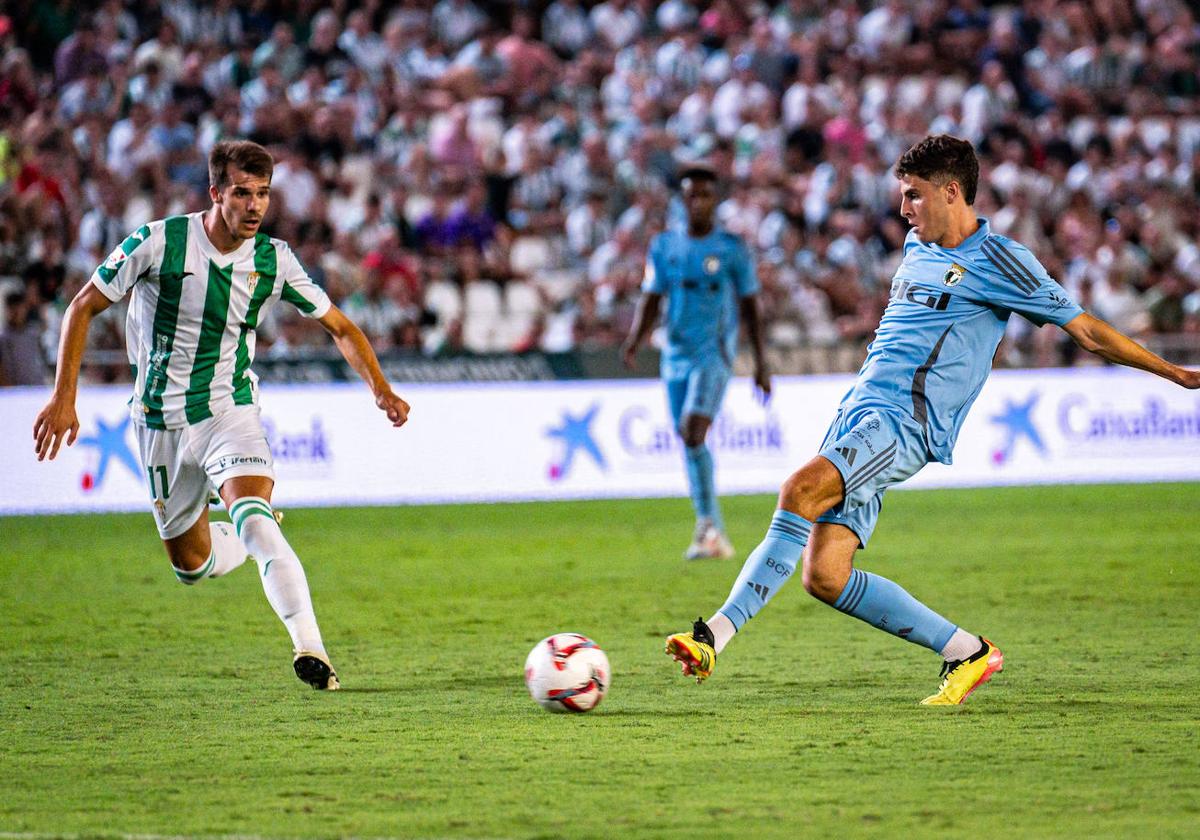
top-left (622, 164), bottom-right (771, 560)
top-left (665, 136), bottom-right (1200, 704)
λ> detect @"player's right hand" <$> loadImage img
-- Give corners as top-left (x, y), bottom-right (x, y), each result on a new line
top-left (33, 396), bottom-right (80, 461)
top-left (1177, 367), bottom-right (1200, 389)
top-left (376, 389), bottom-right (410, 427)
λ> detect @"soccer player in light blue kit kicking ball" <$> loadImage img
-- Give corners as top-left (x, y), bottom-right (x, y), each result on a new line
top-left (665, 135), bottom-right (1200, 704)
top-left (622, 165), bottom-right (771, 560)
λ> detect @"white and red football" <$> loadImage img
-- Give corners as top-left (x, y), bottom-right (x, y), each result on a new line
top-left (524, 633), bottom-right (611, 713)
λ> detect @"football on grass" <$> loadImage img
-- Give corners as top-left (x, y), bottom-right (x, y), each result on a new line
top-left (524, 633), bottom-right (610, 713)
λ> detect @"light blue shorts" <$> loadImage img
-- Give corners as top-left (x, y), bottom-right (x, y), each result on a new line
top-left (665, 361), bottom-right (731, 428)
top-left (816, 405), bottom-right (931, 548)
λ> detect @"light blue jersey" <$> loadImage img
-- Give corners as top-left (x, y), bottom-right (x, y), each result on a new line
top-left (841, 218), bottom-right (1084, 464)
top-left (643, 228), bottom-right (758, 380)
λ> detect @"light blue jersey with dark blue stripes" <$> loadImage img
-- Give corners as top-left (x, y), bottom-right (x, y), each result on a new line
top-left (841, 218), bottom-right (1084, 464)
top-left (643, 228), bottom-right (758, 379)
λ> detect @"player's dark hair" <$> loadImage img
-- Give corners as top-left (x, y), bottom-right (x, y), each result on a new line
top-left (895, 135), bottom-right (979, 205)
top-left (209, 140), bottom-right (274, 190)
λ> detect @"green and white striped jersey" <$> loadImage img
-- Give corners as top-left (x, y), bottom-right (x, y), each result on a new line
top-left (90, 212), bottom-right (331, 429)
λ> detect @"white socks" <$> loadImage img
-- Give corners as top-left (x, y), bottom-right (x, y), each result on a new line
top-left (705, 612), bottom-right (737, 655)
top-left (207, 521), bottom-right (249, 577)
top-left (229, 497), bottom-right (326, 655)
top-left (940, 627), bottom-right (981, 662)
top-left (172, 522), bottom-right (248, 584)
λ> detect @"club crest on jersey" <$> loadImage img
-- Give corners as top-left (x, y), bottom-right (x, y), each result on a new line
top-left (247, 272), bottom-right (260, 295)
top-left (943, 263), bottom-right (966, 286)
top-left (703, 256), bottom-right (721, 275)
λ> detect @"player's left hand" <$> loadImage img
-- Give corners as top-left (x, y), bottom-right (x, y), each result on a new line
top-left (753, 366), bottom-right (772, 405)
top-left (376, 389), bottom-right (410, 427)
top-left (1178, 368), bottom-right (1200, 389)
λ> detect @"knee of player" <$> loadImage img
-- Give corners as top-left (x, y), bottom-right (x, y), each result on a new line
top-left (779, 460), bottom-right (842, 519)
top-left (681, 430), bottom-right (706, 448)
top-left (779, 473), bottom-right (822, 517)
top-left (801, 564), bottom-right (842, 604)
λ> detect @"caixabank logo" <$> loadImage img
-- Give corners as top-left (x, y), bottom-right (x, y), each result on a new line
top-left (1057, 394), bottom-right (1200, 446)
top-left (545, 403), bottom-right (607, 481)
top-left (544, 398), bottom-right (785, 483)
top-left (77, 413), bottom-right (140, 492)
top-left (989, 391), bottom-right (1047, 466)
top-left (261, 416), bottom-right (333, 474)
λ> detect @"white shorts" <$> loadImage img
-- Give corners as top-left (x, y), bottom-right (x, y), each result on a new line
top-left (134, 405), bottom-right (275, 539)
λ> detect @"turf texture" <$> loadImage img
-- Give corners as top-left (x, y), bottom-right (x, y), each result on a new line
top-left (2, 483), bottom-right (1198, 839)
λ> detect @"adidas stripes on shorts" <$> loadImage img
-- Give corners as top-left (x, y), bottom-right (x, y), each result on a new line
top-left (816, 405), bottom-right (931, 549)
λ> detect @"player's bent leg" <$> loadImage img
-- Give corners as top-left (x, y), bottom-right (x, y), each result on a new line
top-left (800, 522), bottom-right (858, 604)
top-left (222, 475), bottom-right (339, 691)
top-left (164, 511), bottom-right (215, 584)
top-left (778, 455), bottom-right (847, 522)
top-left (665, 456), bottom-right (844, 679)
top-left (166, 516), bottom-right (250, 583)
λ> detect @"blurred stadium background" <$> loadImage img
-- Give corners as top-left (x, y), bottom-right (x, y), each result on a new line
top-left (4, 5), bottom-right (1200, 838)
top-left (3, 0), bottom-right (1200, 390)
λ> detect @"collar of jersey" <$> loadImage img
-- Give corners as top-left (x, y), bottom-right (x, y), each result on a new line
top-left (924, 216), bottom-right (991, 255)
top-left (192, 212), bottom-right (256, 265)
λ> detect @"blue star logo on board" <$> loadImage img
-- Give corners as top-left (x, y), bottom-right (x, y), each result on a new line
top-left (545, 403), bottom-right (607, 481)
top-left (77, 414), bottom-right (140, 492)
top-left (990, 391), bottom-right (1047, 466)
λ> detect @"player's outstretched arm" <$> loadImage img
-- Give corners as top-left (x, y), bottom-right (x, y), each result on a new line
top-left (621, 292), bottom-right (662, 369)
top-left (739, 294), bottom-right (771, 400)
top-left (34, 283), bottom-right (113, 460)
top-left (1062, 313), bottom-right (1200, 388)
top-left (317, 305), bottom-right (410, 426)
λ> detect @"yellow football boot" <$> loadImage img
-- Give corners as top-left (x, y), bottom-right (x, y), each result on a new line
top-left (665, 618), bottom-right (717, 683)
top-left (920, 637), bottom-right (1003, 705)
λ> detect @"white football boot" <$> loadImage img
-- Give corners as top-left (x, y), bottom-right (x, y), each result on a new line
top-left (684, 520), bottom-right (736, 560)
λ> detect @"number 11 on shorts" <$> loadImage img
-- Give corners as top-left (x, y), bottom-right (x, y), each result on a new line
top-left (147, 465), bottom-right (170, 499)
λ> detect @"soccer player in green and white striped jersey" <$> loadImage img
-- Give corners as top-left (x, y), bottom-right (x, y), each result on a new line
top-left (34, 140), bottom-right (411, 690)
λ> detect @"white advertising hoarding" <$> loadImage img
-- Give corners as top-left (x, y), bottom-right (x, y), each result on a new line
top-left (1, 367), bottom-right (1198, 516)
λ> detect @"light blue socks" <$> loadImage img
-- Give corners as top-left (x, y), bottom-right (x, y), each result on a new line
top-left (716, 508), bottom-right (958, 654)
top-left (685, 444), bottom-right (722, 530)
top-left (718, 510), bottom-right (810, 627)
top-left (834, 568), bottom-right (957, 652)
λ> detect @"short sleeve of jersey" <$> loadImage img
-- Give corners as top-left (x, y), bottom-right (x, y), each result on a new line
top-left (977, 236), bottom-right (1083, 327)
top-left (642, 234), bottom-right (668, 295)
top-left (731, 237), bottom-right (759, 297)
top-left (90, 222), bottom-right (160, 301)
top-left (277, 242), bottom-right (332, 319)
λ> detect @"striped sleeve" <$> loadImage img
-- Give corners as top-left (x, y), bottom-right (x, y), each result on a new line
top-left (276, 241), bottom-right (332, 319)
top-left (90, 222), bottom-right (159, 301)
top-left (978, 236), bottom-right (1084, 327)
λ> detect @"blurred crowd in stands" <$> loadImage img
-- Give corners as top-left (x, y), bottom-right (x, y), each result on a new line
top-left (3, 0), bottom-right (1200, 385)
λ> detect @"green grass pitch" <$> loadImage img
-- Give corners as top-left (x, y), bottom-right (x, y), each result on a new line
top-left (2, 484), bottom-right (1199, 839)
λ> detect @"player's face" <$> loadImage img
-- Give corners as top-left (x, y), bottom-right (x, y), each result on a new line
top-left (211, 167), bottom-right (271, 241)
top-left (898, 174), bottom-right (951, 244)
top-left (682, 178), bottom-right (718, 227)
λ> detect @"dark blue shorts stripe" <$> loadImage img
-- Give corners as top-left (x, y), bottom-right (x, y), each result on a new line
top-left (844, 454), bottom-right (896, 496)
top-left (842, 443), bottom-right (897, 495)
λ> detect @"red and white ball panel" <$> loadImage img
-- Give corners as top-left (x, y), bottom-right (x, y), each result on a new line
top-left (524, 633), bottom-right (611, 713)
